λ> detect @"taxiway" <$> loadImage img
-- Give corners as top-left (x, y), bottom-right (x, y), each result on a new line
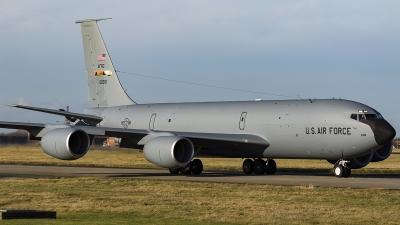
top-left (1, 164), bottom-right (399, 189)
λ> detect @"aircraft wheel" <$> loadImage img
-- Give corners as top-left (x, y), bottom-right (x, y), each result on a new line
top-left (191, 159), bottom-right (203, 175)
top-left (343, 166), bottom-right (351, 178)
top-left (180, 164), bottom-right (192, 175)
top-left (334, 164), bottom-right (344, 177)
top-left (266, 159), bottom-right (277, 174)
top-left (254, 159), bottom-right (266, 174)
top-left (242, 159), bottom-right (254, 174)
top-left (169, 168), bottom-right (180, 174)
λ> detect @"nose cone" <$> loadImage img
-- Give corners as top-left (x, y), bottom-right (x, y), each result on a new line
top-left (361, 119), bottom-right (396, 145)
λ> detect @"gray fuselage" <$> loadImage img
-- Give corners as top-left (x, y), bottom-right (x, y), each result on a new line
top-left (85, 99), bottom-right (382, 160)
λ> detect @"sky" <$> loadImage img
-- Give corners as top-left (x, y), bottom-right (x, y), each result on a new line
top-left (1, 1), bottom-right (400, 134)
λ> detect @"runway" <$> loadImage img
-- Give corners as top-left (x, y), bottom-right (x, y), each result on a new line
top-left (1, 164), bottom-right (400, 189)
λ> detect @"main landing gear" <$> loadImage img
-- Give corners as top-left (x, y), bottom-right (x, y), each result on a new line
top-left (169, 159), bottom-right (203, 175)
top-left (333, 159), bottom-right (351, 178)
top-left (242, 158), bottom-right (277, 175)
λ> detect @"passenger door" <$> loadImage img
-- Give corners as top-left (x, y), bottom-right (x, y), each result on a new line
top-left (239, 112), bottom-right (247, 130)
top-left (149, 113), bottom-right (156, 130)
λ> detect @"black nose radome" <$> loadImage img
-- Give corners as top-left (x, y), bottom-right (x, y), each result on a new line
top-left (361, 119), bottom-right (396, 145)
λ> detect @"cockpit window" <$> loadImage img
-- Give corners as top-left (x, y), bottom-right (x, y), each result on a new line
top-left (365, 114), bottom-right (378, 119)
top-left (375, 111), bottom-right (384, 119)
top-left (358, 114), bottom-right (379, 121)
top-left (352, 109), bottom-right (384, 121)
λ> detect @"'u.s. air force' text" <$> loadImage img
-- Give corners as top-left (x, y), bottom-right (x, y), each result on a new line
top-left (305, 127), bottom-right (351, 135)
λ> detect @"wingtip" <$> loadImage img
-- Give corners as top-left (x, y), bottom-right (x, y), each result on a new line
top-left (6, 104), bottom-right (17, 107)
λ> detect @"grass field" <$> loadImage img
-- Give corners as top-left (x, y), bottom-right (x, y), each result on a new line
top-left (1, 178), bottom-right (400, 224)
top-left (1, 145), bottom-right (400, 224)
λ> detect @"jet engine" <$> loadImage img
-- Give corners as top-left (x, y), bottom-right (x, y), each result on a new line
top-left (143, 136), bottom-right (194, 168)
top-left (326, 152), bottom-right (373, 169)
top-left (347, 152), bottom-right (373, 169)
top-left (371, 142), bottom-right (393, 162)
top-left (41, 128), bottom-right (90, 160)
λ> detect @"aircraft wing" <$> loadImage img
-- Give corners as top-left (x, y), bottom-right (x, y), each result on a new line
top-left (0, 121), bottom-right (46, 130)
top-left (0, 120), bottom-right (268, 156)
top-left (78, 126), bottom-right (269, 154)
top-left (0, 121), bottom-right (149, 139)
top-left (7, 104), bottom-right (103, 125)
top-left (172, 131), bottom-right (269, 157)
top-left (77, 126), bottom-right (269, 148)
top-left (77, 126), bottom-right (150, 138)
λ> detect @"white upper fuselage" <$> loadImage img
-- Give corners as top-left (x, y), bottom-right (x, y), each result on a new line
top-left (85, 99), bottom-right (380, 160)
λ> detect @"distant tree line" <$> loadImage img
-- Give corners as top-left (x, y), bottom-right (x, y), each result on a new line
top-left (394, 137), bottom-right (400, 149)
top-left (0, 130), bottom-right (30, 144)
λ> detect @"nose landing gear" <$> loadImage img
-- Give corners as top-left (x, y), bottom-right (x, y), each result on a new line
top-left (333, 160), bottom-right (351, 178)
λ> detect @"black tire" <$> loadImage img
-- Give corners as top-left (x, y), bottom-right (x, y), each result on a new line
top-left (191, 159), bottom-right (203, 175)
top-left (266, 159), bottom-right (277, 174)
top-left (180, 164), bottom-right (192, 175)
top-left (254, 159), bottom-right (266, 174)
top-left (242, 159), bottom-right (254, 174)
top-left (334, 164), bottom-right (344, 177)
top-left (342, 166), bottom-right (351, 178)
top-left (169, 168), bottom-right (180, 174)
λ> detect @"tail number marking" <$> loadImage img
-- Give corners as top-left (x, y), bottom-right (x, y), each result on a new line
top-left (99, 80), bottom-right (107, 84)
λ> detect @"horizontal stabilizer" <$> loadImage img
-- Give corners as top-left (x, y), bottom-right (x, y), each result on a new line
top-left (7, 104), bottom-right (103, 125)
top-left (75, 18), bottom-right (112, 23)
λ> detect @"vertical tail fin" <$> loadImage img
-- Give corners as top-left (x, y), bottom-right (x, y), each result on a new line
top-left (76, 18), bottom-right (135, 108)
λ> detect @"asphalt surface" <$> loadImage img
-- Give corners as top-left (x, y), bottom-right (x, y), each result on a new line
top-left (1, 164), bottom-right (400, 189)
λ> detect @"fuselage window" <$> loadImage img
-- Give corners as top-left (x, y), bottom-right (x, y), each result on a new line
top-left (350, 114), bottom-right (357, 120)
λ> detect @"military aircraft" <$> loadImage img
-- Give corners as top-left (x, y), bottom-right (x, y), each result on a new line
top-left (0, 18), bottom-right (396, 178)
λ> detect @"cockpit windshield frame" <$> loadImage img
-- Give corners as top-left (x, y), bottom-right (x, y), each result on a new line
top-left (350, 111), bottom-right (383, 121)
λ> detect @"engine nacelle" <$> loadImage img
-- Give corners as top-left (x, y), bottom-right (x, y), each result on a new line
top-left (327, 152), bottom-right (373, 169)
top-left (143, 136), bottom-right (194, 168)
top-left (371, 142), bottom-right (393, 162)
top-left (347, 152), bottom-right (373, 169)
top-left (41, 128), bottom-right (90, 160)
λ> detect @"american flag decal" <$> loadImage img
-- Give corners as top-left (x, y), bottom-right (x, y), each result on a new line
top-left (98, 53), bottom-right (106, 61)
